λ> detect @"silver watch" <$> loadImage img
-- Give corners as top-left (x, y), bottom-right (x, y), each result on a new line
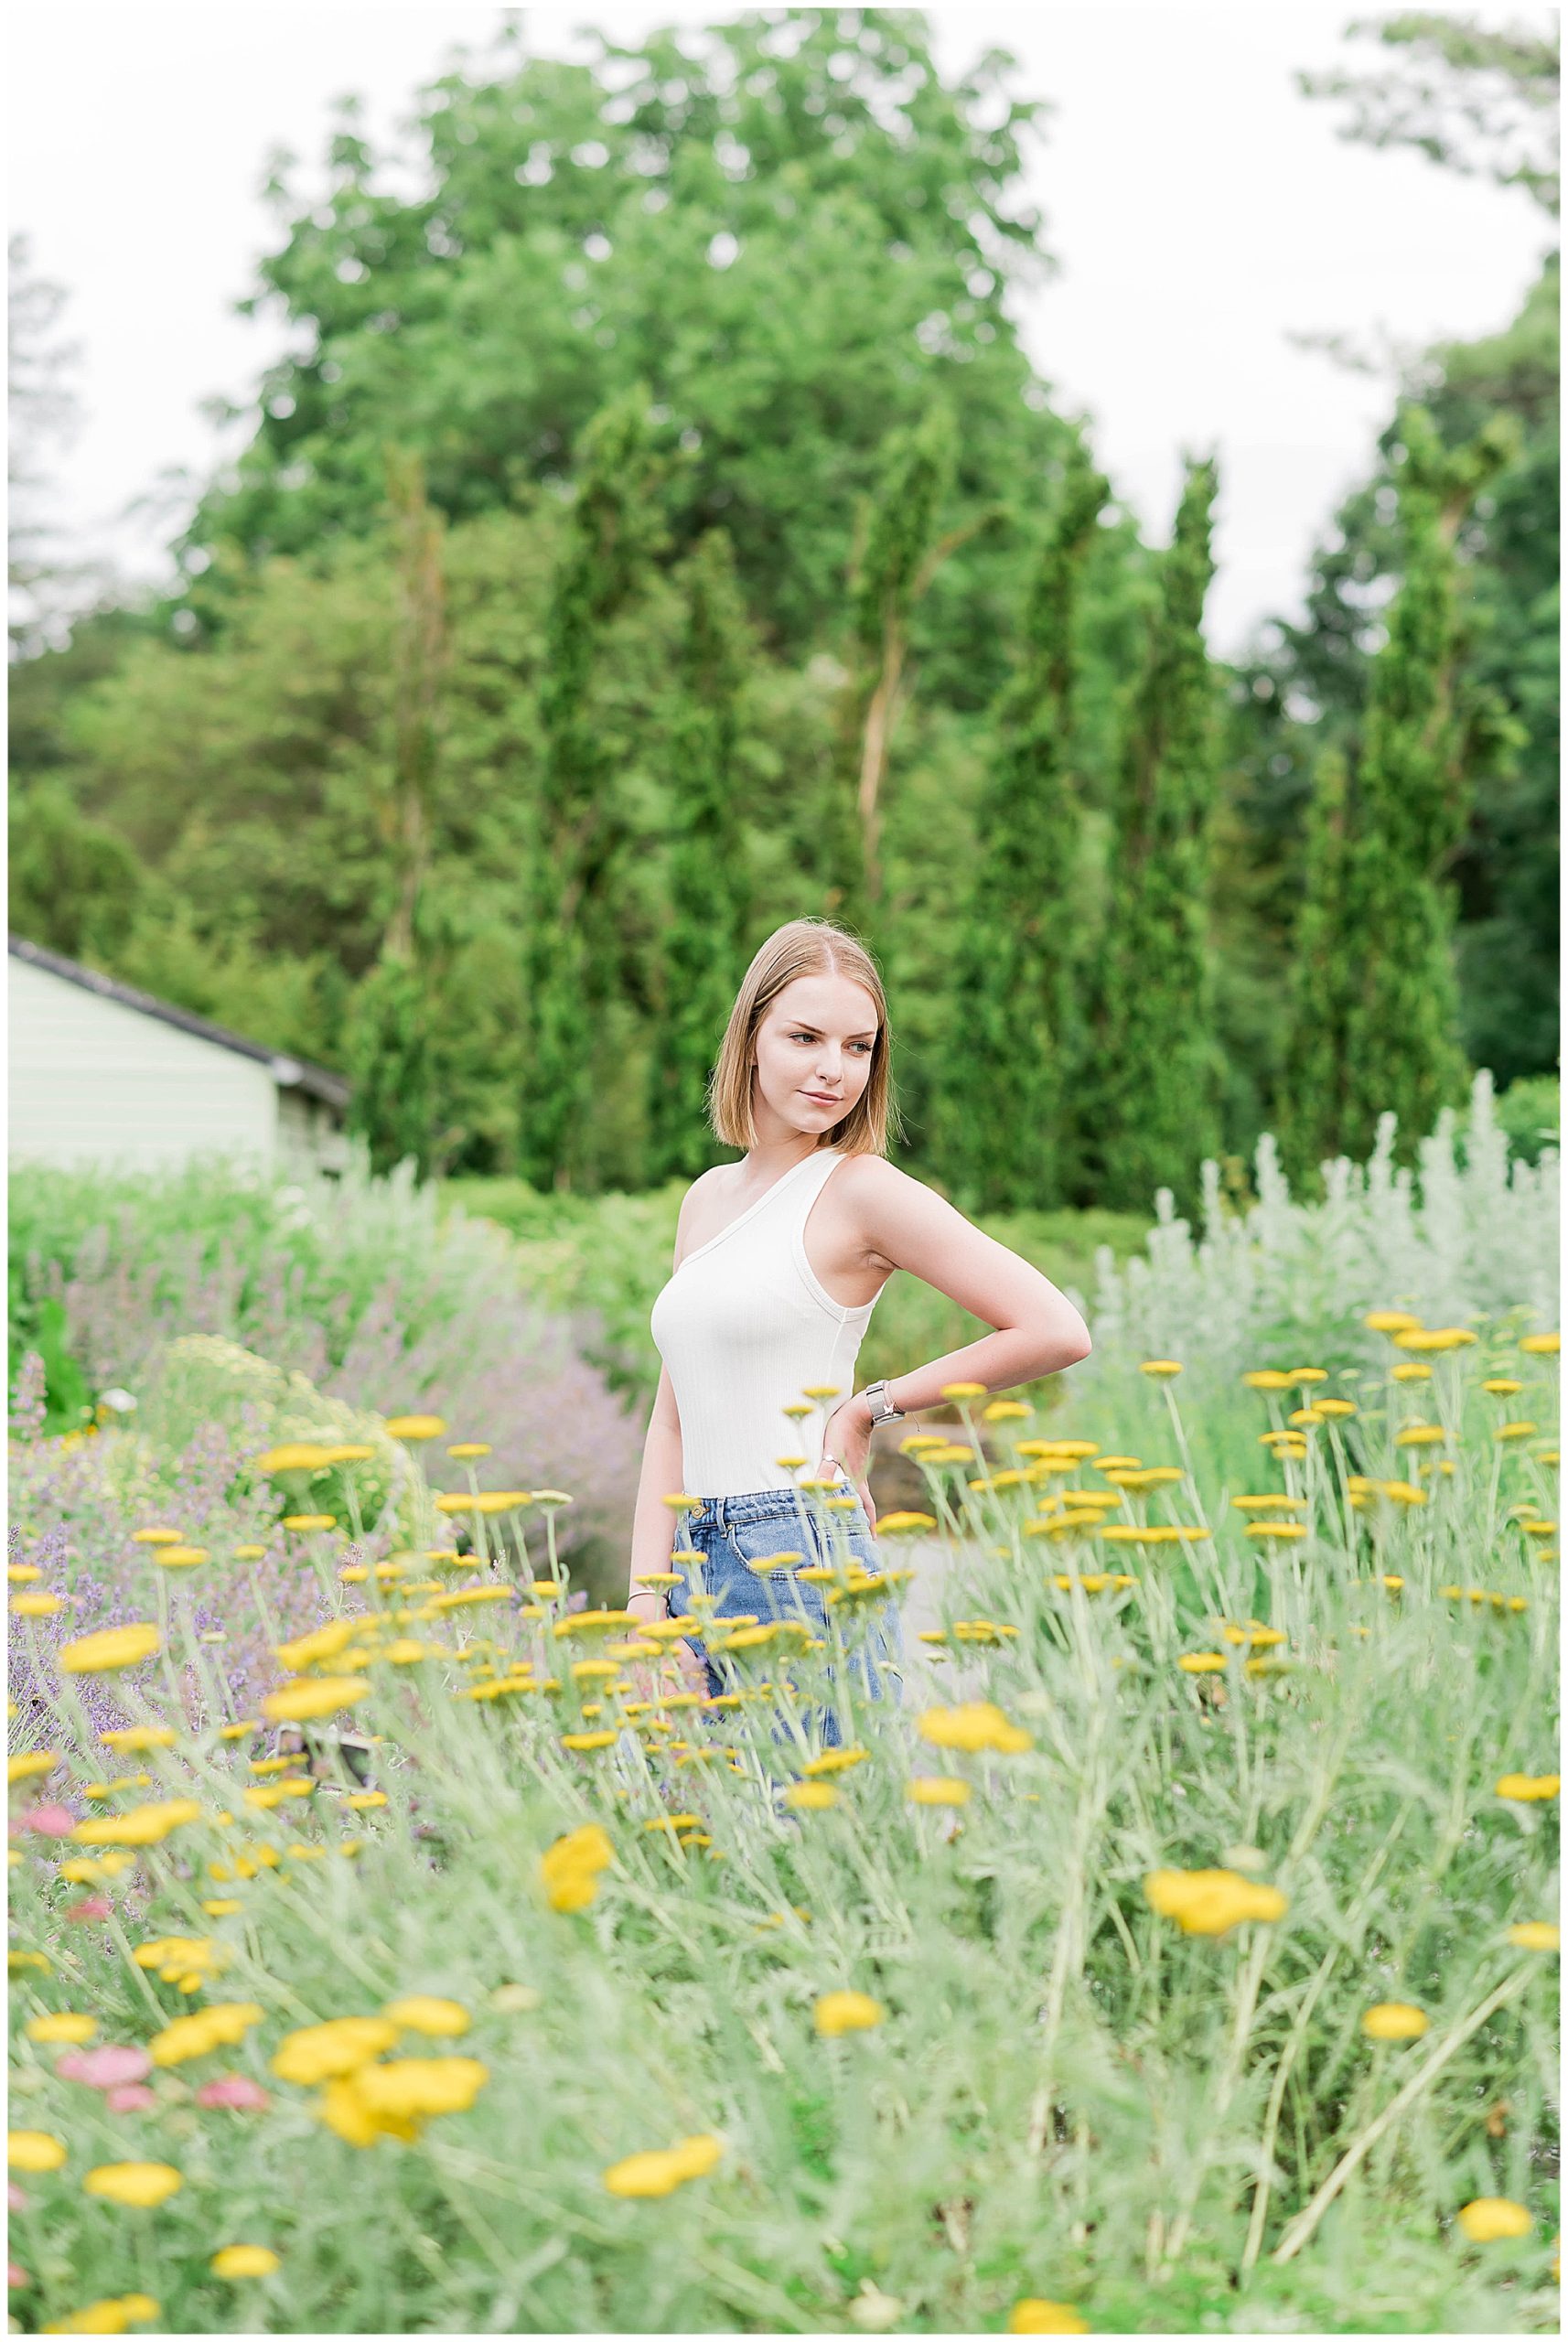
top-left (863, 1379), bottom-right (905, 1429)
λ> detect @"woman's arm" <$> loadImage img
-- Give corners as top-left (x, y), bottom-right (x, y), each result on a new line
top-left (868, 1156), bottom-right (1092, 1401)
top-left (819, 1158), bottom-right (1092, 1493)
top-left (626, 1362), bottom-right (685, 1621)
top-left (625, 1176), bottom-right (713, 1638)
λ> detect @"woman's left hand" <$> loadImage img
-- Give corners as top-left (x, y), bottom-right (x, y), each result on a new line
top-left (819, 1393), bottom-right (877, 1532)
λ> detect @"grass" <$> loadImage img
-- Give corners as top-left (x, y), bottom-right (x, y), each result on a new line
top-left (6, 1321), bottom-right (1560, 2335)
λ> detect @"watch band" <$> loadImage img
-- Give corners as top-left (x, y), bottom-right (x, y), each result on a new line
top-left (863, 1379), bottom-right (905, 1428)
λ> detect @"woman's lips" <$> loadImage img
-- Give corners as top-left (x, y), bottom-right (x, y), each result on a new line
top-left (804, 1093), bottom-right (842, 1105)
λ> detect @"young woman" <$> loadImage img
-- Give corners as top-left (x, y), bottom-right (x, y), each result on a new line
top-left (629, 918), bottom-right (1092, 1727)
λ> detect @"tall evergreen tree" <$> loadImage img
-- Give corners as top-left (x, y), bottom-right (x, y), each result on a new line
top-left (823, 408), bottom-right (958, 932)
top-left (1275, 745), bottom-right (1350, 1187)
top-left (646, 529), bottom-right (750, 1180)
top-left (931, 440), bottom-right (1109, 1211)
top-left (519, 390), bottom-right (662, 1191)
top-left (1281, 403), bottom-right (1519, 1173)
top-left (346, 949), bottom-right (433, 1179)
top-left (1078, 454), bottom-right (1222, 1216)
top-left (383, 446), bottom-right (446, 960)
top-left (345, 447), bottom-right (446, 1180)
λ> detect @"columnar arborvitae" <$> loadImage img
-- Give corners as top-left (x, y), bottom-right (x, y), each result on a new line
top-left (518, 392), bottom-right (660, 1192)
top-left (825, 408), bottom-right (957, 931)
top-left (346, 447), bottom-right (445, 1180)
top-left (930, 440), bottom-right (1109, 1210)
top-left (1079, 453), bottom-right (1222, 1216)
top-left (346, 950), bottom-right (433, 1179)
top-left (1275, 745), bottom-right (1350, 1191)
top-left (646, 529), bottom-right (750, 1181)
top-left (1281, 404), bottom-right (1518, 1175)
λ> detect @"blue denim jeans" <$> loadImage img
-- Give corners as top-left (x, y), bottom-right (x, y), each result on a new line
top-left (674, 1488), bottom-right (902, 1751)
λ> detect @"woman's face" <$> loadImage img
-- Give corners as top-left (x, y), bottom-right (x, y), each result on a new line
top-left (750, 973), bottom-right (880, 1142)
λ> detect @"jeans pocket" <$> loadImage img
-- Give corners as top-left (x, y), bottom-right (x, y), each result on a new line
top-left (728, 1515), bottom-right (812, 1575)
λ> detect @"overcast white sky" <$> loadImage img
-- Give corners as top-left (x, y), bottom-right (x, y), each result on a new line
top-left (8, 1), bottom-right (1556, 657)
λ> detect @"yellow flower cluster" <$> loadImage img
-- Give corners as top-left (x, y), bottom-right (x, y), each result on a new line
top-left (539, 1822), bottom-right (615, 1913)
top-left (602, 2133), bottom-right (724, 2197)
top-left (1143, 1867), bottom-right (1289, 1937)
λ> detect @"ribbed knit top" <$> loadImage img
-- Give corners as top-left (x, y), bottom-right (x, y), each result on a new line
top-left (649, 1148), bottom-right (880, 1498)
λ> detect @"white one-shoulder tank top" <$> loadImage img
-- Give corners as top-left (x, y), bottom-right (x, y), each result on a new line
top-left (649, 1147), bottom-right (882, 1499)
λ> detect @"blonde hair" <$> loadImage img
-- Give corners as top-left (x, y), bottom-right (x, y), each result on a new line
top-left (707, 918), bottom-right (903, 1156)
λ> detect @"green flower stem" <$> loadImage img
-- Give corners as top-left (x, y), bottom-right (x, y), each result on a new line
top-left (1270, 1963), bottom-right (1536, 2264)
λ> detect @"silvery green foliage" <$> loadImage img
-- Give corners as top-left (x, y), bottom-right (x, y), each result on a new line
top-left (1076, 1071), bottom-right (1558, 1384)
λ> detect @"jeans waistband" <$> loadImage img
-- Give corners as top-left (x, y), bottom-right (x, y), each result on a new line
top-left (686, 1488), bottom-right (836, 1532)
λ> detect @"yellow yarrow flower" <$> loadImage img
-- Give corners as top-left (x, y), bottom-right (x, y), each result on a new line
top-left (1008, 2304), bottom-right (1090, 2336)
top-left (211, 2247), bottom-right (280, 2280)
top-left (602, 2133), bottom-right (724, 2198)
top-left (384, 1995), bottom-right (469, 2038)
top-left (353, 2055), bottom-right (489, 2121)
top-left (149, 2003), bottom-right (265, 2066)
top-left (255, 1444), bottom-right (331, 1474)
top-left (243, 1779), bottom-right (316, 1810)
top-left (10, 2129), bottom-right (68, 2171)
top-left (25, 2013), bottom-right (97, 2045)
top-left (814, 1990), bottom-right (885, 2037)
top-left (72, 1798), bottom-right (202, 1849)
top-left (540, 1822), bottom-right (614, 1914)
top-left (1456, 2197), bottom-right (1532, 2241)
top-left (918, 1702), bottom-right (1032, 1756)
top-left (1361, 2003), bottom-right (1428, 2041)
top-left (41, 2294), bottom-right (160, 2333)
top-left (274, 1619), bottom-right (359, 1671)
top-left (1507, 1922), bottom-right (1560, 1951)
top-left (82, 2161), bottom-right (183, 2208)
top-left (261, 1674), bottom-right (370, 1723)
top-left (272, 2016), bottom-right (399, 2086)
top-left (1144, 1867), bottom-right (1288, 1937)
top-left (1496, 1773), bottom-right (1559, 1802)
top-left (907, 1778), bottom-right (971, 1807)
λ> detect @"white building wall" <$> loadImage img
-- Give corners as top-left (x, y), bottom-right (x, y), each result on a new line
top-left (8, 957), bottom-right (283, 1170)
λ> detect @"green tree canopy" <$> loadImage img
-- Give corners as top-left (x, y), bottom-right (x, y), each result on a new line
top-left (188, 10), bottom-right (1061, 692)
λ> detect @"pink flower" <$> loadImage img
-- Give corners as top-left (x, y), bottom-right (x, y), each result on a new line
top-left (16, 1804), bottom-right (75, 1838)
top-left (8, 2261), bottom-right (28, 2288)
top-left (7, 2184), bottom-right (27, 2213)
top-left (56, 2044), bottom-right (152, 2090)
top-left (195, 2074), bottom-right (270, 2111)
top-left (104, 2084), bottom-right (158, 2113)
top-left (65, 1896), bottom-right (113, 1922)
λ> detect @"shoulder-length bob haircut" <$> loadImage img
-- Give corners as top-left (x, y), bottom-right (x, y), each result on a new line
top-left (707, 918), bottom-right (904, 1158)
